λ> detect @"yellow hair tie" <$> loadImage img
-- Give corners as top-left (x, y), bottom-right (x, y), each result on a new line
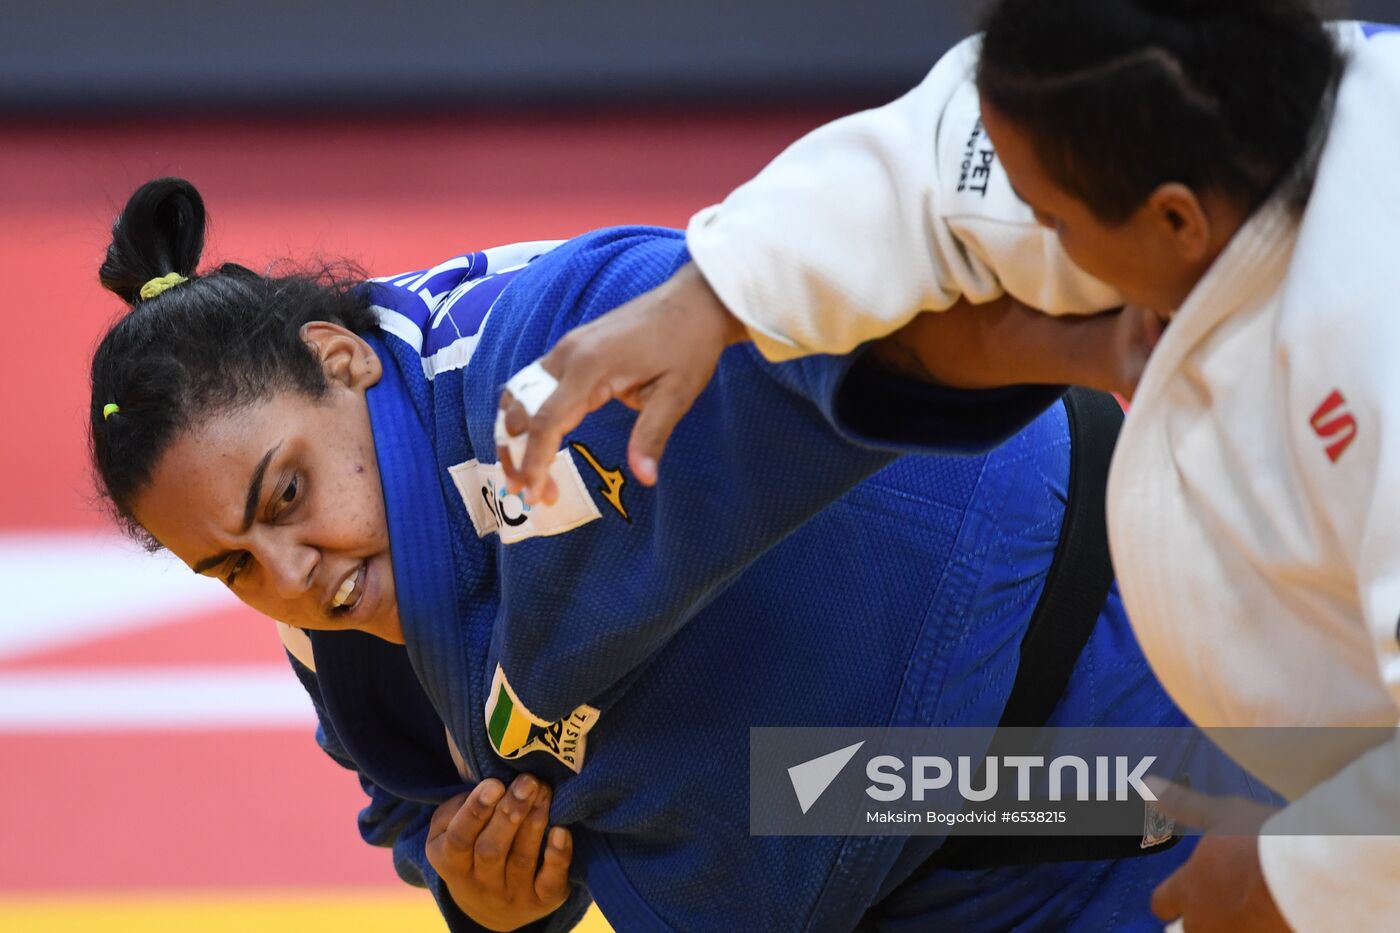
top-left (102, 403), bottom-right (121, 421)
top-left (139, 272), bottom-right (188, 301)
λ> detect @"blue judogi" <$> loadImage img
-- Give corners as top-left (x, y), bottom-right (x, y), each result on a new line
top-left (292, 228), bottom-right (1197, 931)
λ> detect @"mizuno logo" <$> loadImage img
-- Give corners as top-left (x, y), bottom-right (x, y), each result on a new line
top-left (1309, 390), bottom-right (1357, 463)
top-left (570, 442), bottom-right (629, 522)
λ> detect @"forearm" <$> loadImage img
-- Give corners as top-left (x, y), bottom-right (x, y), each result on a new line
top-left (868, 295), bottom-right (1149, 398)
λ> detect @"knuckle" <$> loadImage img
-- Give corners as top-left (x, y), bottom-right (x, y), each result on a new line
top-left (528, 399), bottom-right (560, 430)
top-left (444, 826), bottom-right (475, 852)
top-left (475, 840), bottom-right (503, 864)
top-left (591, 382), bottom-right (617, 410)
top-left (508, 851), bottom-right (535, 873)
top-left (636, 411), bottom-right (668, 435)
top-left (662, 377), bottom-right (699, 403)
top-left (566, 341), bottom-right (599, 370)
top-left (552, 332), bottom-right (582, 361)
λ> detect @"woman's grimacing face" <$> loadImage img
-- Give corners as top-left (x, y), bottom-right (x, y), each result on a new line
top-left (132, 323), bottom-right (404, 645)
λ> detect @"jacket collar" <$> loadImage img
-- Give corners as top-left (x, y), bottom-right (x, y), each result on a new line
top-left (307, 331), bottom-right (478, 802)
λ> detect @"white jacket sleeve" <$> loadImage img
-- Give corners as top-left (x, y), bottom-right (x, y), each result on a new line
top-left (1259, 734), bottom-right (1400, 930)
top-left (686, 35), bottom-right (1121, 363)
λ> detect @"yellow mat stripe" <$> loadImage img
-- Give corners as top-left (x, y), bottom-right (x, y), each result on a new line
top-left (0, 892), bottom-right (613, 933)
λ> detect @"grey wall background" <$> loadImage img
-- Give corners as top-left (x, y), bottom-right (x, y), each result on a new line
top-left (3, 1), bottom-right (1397, 114)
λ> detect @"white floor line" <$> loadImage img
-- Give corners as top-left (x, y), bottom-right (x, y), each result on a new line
top-left (0, 531), bottom-right (246, 662)
top-left (0, 666), bottom-right (315, 731)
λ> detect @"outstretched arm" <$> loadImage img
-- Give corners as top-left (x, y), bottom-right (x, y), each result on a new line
top-left (865, 293), bottom-right (1158, 397)
top-left (499, 263), bottom-right (1155, 504)
top-left (497, 34), bottom-right (1130, 502)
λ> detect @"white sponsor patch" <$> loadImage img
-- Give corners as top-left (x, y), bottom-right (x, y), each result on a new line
top-left (449, 449), bottom-right (601, 544)
top-left (939, 80), bottom-right (1029, 223)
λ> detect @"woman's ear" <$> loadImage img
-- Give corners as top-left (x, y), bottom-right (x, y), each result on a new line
top-left (299, 321), bottom-right (383, 391)
top-left (1145, 183), bottom-right (1212, 263)
top-left (1144, 182), bottom-right (1252, 275)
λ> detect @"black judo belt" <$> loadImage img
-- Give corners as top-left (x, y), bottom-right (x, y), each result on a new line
top-left (915, 387), bottom-right (1179, 872)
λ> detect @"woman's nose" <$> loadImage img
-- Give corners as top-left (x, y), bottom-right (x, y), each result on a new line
top-left (261, 535), bottom-right (318, 601)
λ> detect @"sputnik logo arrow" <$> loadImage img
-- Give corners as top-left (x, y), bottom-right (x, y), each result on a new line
top-left (788, 741), bottom-right (865, 814)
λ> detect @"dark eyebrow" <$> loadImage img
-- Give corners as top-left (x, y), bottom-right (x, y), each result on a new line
top-left (190, 442), bottom-right (282, 575)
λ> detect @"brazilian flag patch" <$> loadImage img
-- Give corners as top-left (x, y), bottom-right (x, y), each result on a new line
top-left (484, 664), bottom-right (600, 774)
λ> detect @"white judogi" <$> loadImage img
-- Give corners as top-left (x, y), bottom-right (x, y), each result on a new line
top-left (687, 25), bottom-right (1400, 933)
top-left (687, 36), bottom-right (1119, 363)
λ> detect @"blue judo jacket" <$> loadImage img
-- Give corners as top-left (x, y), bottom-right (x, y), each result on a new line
top-left (290, 228), bottom-right (1195, 932)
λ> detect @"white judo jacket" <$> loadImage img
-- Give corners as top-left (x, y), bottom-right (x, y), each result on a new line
top-left (687, 27), bottom-right (1400, 933)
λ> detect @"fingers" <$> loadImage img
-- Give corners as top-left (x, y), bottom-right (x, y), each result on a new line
top-left (1144, 776), bottom-right (1221, 832)
top-left (1151, 863), bottom-right (1186, 921)
top-left (1110, 305), bottom-right (1165, 400)
top-left (516, 363), bottom-right (595, 504)
top-left (497, 391), bottom-right (531, 479)
top-left (534, 826), bottom-right (573, 907)
top-left (626, 378), bottom-right (702, 486)
top-left (472, 773), bottom-right (541, 888)
top-left (427, 780), bottom-right (504, 874)
top-left (498, 389), bottom-right (559, 505)
top-left (497, 262), bottom-right (743, 501)
top-left (494, 344), bottom-right (585, 503)
top-left (504, 782), bottom-right (552, 898)
top-left (427, 790), bottom-right (473, 843)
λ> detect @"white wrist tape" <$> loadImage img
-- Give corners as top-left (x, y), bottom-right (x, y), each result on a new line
top-left (494, 360), bottom-right (560, 468)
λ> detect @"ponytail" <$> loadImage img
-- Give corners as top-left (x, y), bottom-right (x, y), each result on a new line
top-left (98, 177), bottom-right (205, 306)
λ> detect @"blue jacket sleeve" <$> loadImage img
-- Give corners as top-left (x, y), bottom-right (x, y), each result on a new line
top-left (774, 346), bottom-right (1066, 456)
top-left (286, 653), bottom-right (593, 933)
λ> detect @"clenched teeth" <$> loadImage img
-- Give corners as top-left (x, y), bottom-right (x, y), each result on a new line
top-left (332, 571), bottom-right (358, 608)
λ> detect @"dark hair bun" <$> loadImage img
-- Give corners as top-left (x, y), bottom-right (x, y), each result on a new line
top-left (99, 177), bottom-right (207, 305)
